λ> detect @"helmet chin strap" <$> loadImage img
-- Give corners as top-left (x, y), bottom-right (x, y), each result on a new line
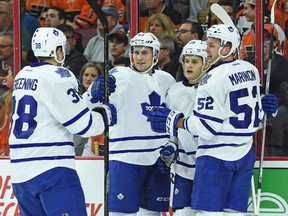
top-left (54, 47), bottom-right (66, 66)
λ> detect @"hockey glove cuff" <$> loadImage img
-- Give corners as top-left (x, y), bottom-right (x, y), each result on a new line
top-left (147, 107), bottom-right (184, 136)
top-left (158, 136), bottom-right (178, 173)
top-left (262, 94), bottom-right (278, 118)
top-left (92, 103), bottom-right (117, 126)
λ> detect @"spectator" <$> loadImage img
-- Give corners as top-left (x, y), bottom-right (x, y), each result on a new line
top-left (0, 32), bottom-right (13, 73)
top-left (169, 0), bottom-right (190, 20)
top-left (25, 0), bottom-right (52, 27)
top-left (285, 0), bottom-right (288, 39)
top-left (187, 0), bottom-right (209, 23)
top-left (156, 35), bottom-right (178, 78)
top-left (57, 24), bottom-right (88, 77)
top-left (45, 6), bottom-right (66, 27)
top-left (52, 0), bottom-right (97, 29)
top-left (0, 1), bottom-right (31, 63)
top-left (79, 62), bottom-right (103, 95)
top-left (20, 0), bottom-right (41, 38)
top-left (2, 65), bottom-right (13, 116)
top-left (240, 0), bottom-right (288, 64)
top-left (263, 23), bottom-right (288, 96)
top-left (269, 82), bottom-right (288, 156)
top-left (0, 87), bottom-right (9, 156)
top-left (84, 5), bottom-right (124, 63)
top-left (196, 0), bottom-right (210, 24)
top-left (145, 13), bottom-right (177, 42)
top-left (104, 29), bottom-right (129, 70)
top-left (139, 0), bottom-right (182, 32)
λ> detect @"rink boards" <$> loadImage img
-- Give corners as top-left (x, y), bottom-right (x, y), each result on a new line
top-left (1, 157), bottom-right (288, 216)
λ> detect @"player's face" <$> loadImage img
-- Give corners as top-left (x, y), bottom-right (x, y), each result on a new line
top-left (183, 55), bottom-right (203, 84)
top-left (206, 37), bottom-right (221, 64)
top-left (149, 19), bottom-right (164, 35)
top-left (109, 38), bottom-right (127, 58)
top-left (132, 46), bottom-right (154, 72)
top-left (82, 67), bottom-right (101, 90)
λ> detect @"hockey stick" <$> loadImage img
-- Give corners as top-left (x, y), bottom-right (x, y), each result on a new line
top-left (255, 0), bottom-right (277, 215)
top-left (86, 1), bottom-right (109, 216)
top-left (211, 3), bottom-right (258, 214)
top-left (210, 3), bottom-right (241, 57)
top-left (210, 3), bottom-right (234, 26)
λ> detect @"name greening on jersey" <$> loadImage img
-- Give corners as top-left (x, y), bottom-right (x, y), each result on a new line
top-left (228, 70), bottom-right (257, 86)
top-left (14, 78), bottom-right (38, 91)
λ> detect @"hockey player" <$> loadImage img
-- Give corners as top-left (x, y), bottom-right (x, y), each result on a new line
top-left (9, 27), bottom-right (116, 216)
top-left (147, 24), bottom-right (278, 216)
top-left (97, 32), bottom-right (176, 216)
top-left (163, 40), bottom-right (209, 216)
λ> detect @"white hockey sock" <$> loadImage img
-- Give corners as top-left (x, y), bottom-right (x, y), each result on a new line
top-left (223, 212), bottom-right (245, 216)
top-left (196, 210), bottom-right (223, 216)
top-left (174, 207), bottom-right (196, 216)
top-left (137, 208), bottom-right (161, 216)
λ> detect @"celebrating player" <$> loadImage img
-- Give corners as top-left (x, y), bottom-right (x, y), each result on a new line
top-left (102, 32), bottom-right (175, 216)
top-left (9, 27), bottom-right (116, 216)
top-left (162, 40), bottom-right (209, 216)
top-left (147, 24), bottom-right (278, 216)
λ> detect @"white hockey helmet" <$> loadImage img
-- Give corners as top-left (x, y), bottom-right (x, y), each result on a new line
top-left (130, 32), bottom-right (160, 73)
top-left (130, 32), bottom-right (160, 55)
top-left (180, 40), bottom-right (207, 66)
top-left (206, 24), bottom-right (240, 58)
top-left (32, 27), bottom-right (67, 64)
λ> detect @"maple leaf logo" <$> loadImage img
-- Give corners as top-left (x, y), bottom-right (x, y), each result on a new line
top-left (141, 91), bottom-right (165, 118)
top-left (199, 73), bottom-right (212, 86)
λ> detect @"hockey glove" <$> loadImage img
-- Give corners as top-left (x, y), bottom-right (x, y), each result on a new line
top-left (157, 136), bottom-right (178, 173)
top-left (262, 94), bottom-right (278, 118)
top-left (147, 107), bottom-right (184, 136)
top-left (90, 75), bottom-right (116, 103)
top-left (92, 103), bottom-right (117, 126)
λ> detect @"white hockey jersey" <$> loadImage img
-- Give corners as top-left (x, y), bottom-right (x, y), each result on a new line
top-left (166, 80), bottom-right (198, 180)
top-left (184, 60), bottom-right (263, 161)
top-left (9, 63), bottom-right (105, 183)
top-left (109, 66), bottom-right (176, 165)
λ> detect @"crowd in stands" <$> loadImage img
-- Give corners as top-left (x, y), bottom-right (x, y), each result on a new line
top-left (0, 0), bottom-right (288, 157)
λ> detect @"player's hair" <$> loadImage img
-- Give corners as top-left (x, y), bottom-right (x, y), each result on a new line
top-left (114, 56), bottom-right (130, 67)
